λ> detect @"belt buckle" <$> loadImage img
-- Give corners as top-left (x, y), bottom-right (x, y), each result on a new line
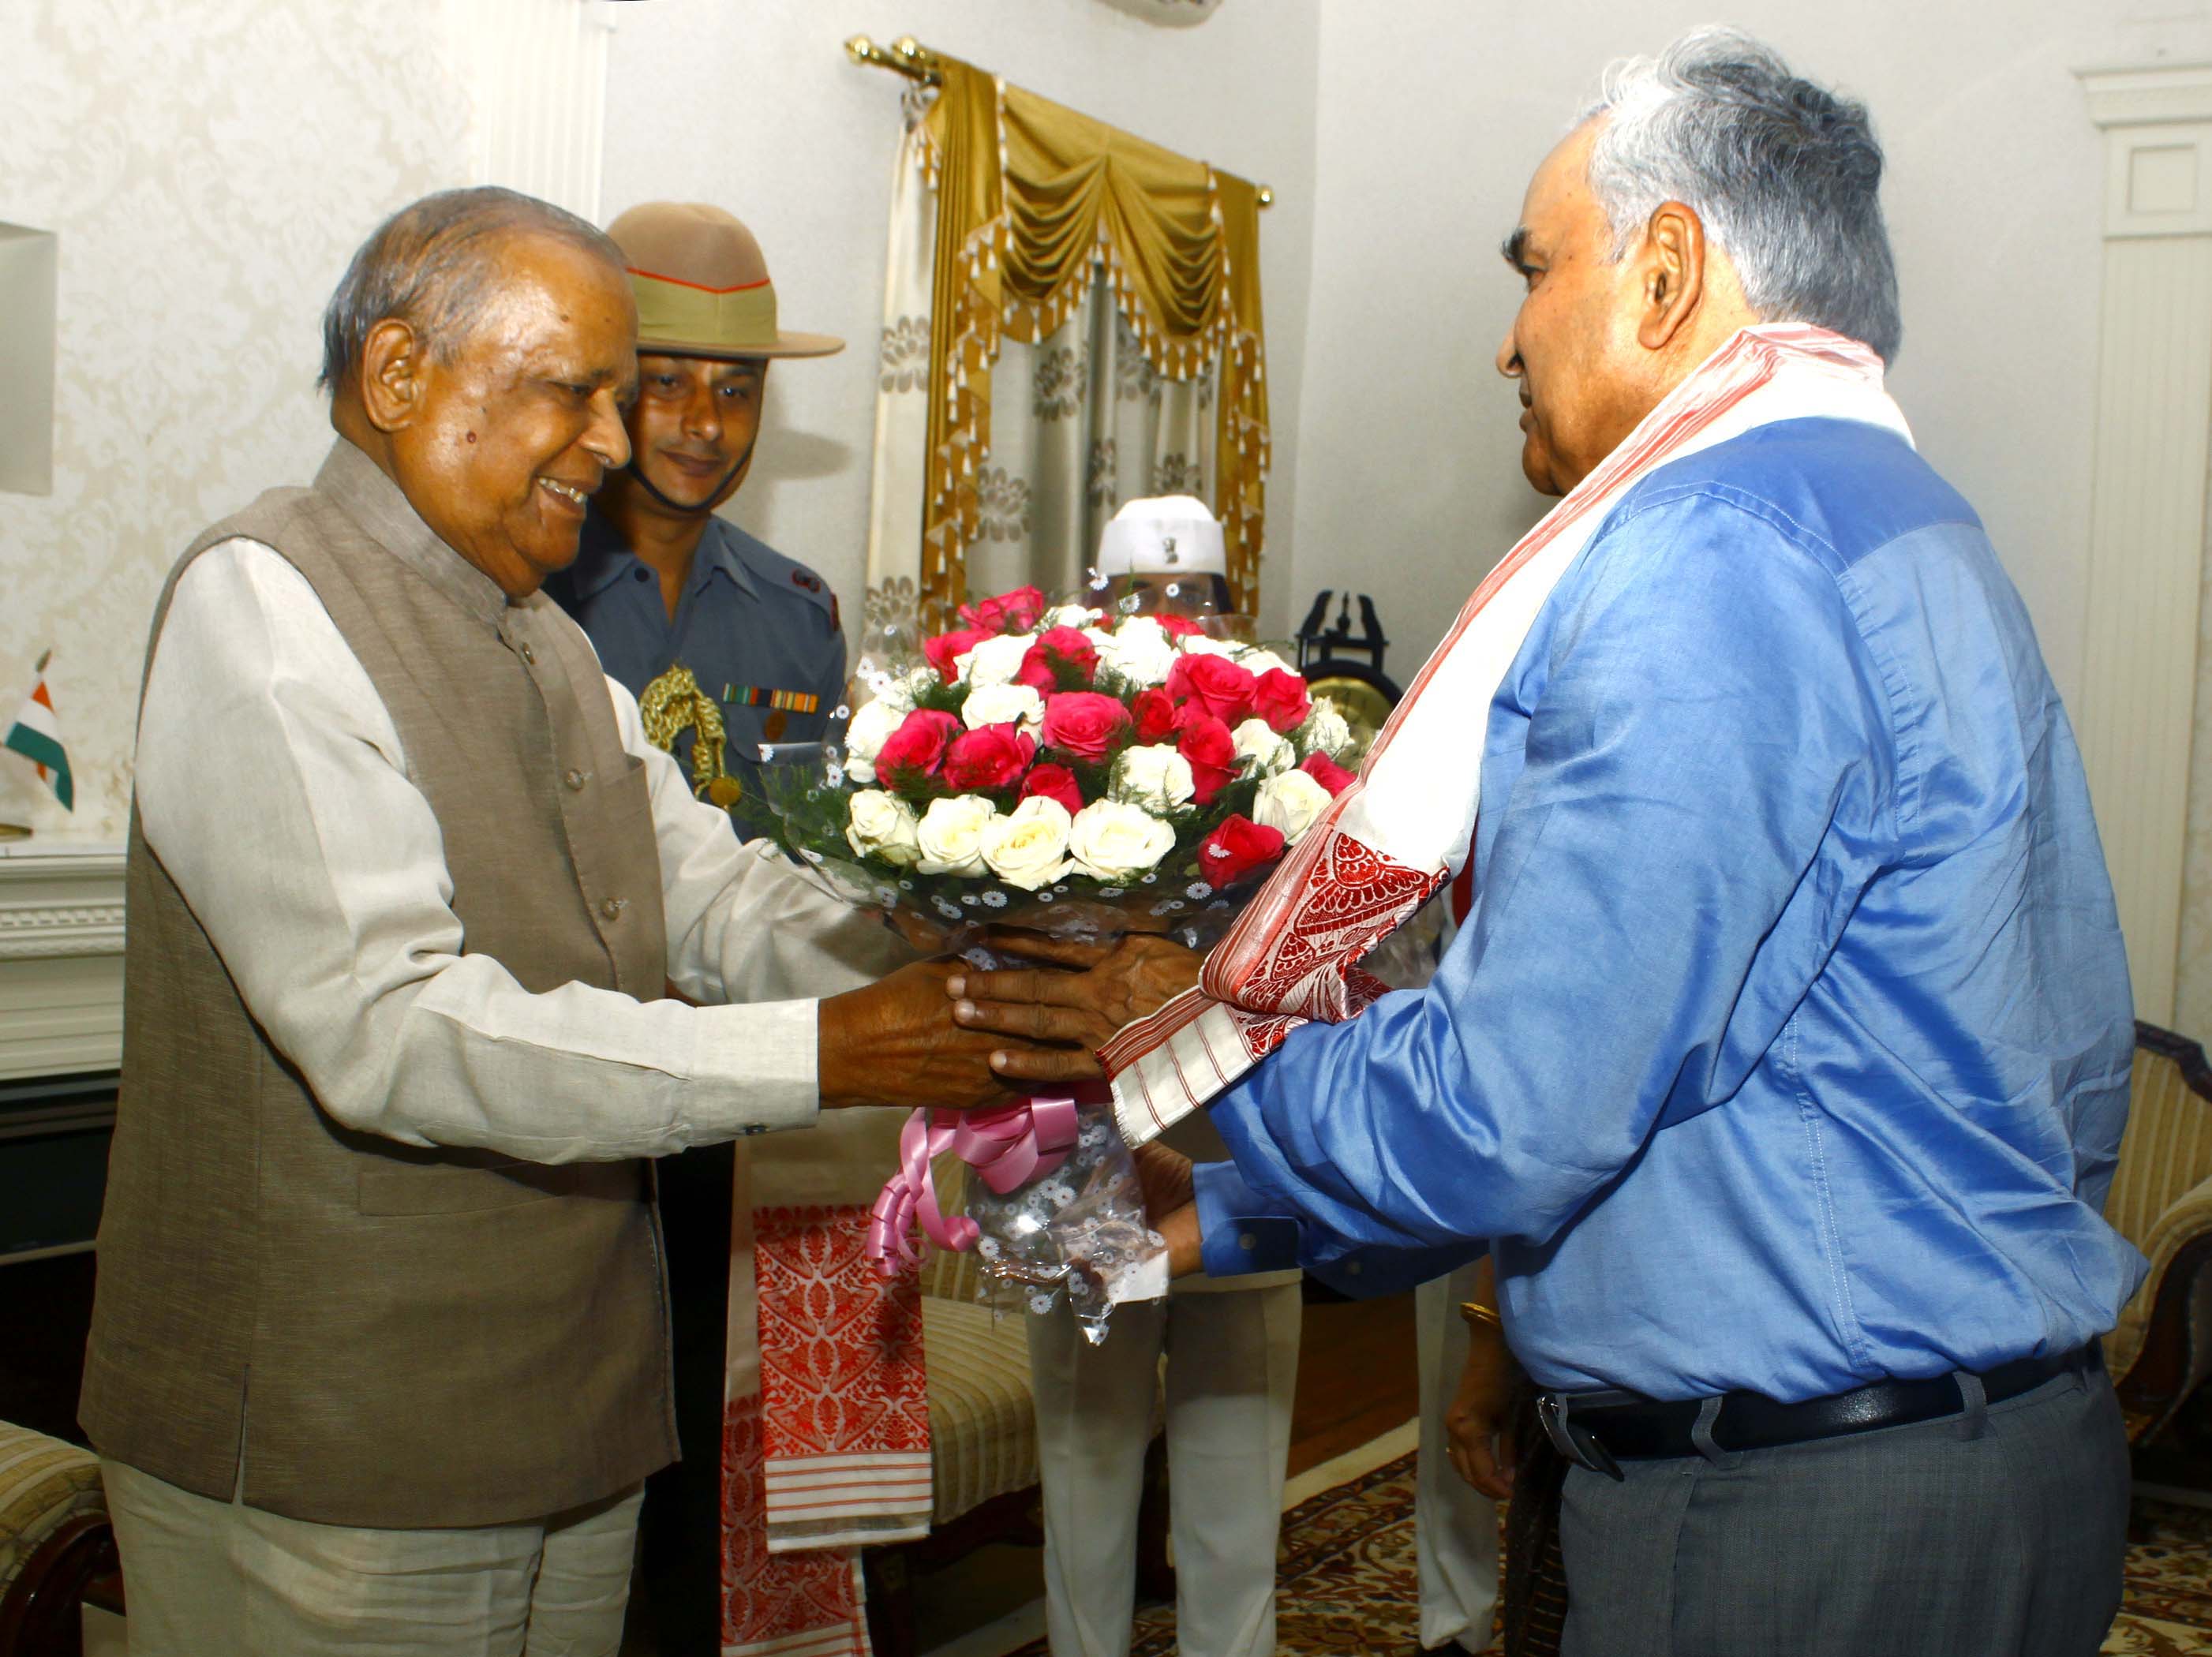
top-left (1536, 1392), bottom-right (1626, 1483)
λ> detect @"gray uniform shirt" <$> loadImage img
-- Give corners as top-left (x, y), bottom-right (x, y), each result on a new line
top-left (548, 511), bottom-right (847, 798)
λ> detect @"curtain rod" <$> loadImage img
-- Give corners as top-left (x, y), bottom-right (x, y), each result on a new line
top-left (842, 33), bottom-right (1275, 208)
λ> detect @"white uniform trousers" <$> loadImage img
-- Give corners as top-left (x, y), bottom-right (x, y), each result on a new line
top-left (1027, 1277), bottom-right (1301, 1657)
top-left (1414, 1263), bottom-right (1500, 1652)
top-left (101, 1458), bottom-right (642, 1657)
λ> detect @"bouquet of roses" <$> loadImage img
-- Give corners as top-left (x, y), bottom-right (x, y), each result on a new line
top-left (836, 585), bottom-right (1353, 910)
top-left (748, 584), bottom-right (1357, 1337)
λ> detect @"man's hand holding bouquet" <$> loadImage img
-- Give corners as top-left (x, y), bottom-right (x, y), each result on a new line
top-left (747, 580), bottom-right (1356, 1338)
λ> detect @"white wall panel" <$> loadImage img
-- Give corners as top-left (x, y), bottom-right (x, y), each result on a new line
top-left (449, 0), bottom-right (617, 222)
top-left (2082, 68), bottom-right (2212, 1028)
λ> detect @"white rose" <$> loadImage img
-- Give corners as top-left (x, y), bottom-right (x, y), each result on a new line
top-left (979, 795), bottom-right (1074, 890)
top-left (915, 794), bottom-right (998, 876)
top-left (1177, 634), bottom-right (1242, 659)
top-left (1296, 701), bottom-right (1353, 761)
top-left (1231, 717), bottom-right (1295, 778)
top-left (1113, 743), bottom-right (1196, 811)
top-left (1044, 603), bottom-right (1100, 630)
top-left (1253, 770), bottom-right (1331, 844)
top-left (844, 698), bottom-right (907, 767)
top-left (957, 632), bottom-right (1033, 689)
top-left (845, 789), bottom-right (923, 866)
top-left (1095, 616), bottom-right (1177, 687)
top-left (1068, 799), bottom-right (1177, 881)
top-left (1236, 647), bottom-right (1297, 679)
top-left (960, 681), bottom-right (1046, 732)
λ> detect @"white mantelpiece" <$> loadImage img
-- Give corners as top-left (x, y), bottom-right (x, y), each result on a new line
top-left (0, 840), bottom-right (125, 1081)
top-left (2075, 61), bottom-right (2212, 1026)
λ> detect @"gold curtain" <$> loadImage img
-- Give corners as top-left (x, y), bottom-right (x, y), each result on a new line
top-left (917, 58), bottom-right (1270, 623)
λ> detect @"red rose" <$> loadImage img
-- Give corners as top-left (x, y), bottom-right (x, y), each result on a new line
top-left (960, 585), bottom-right (1047, 634)
top-left (1020, 763), bottom-right (1085, 817)
top-left (1016, 627), bottom-right (1101, 694)
top-left (1131, 686), bottom-right (1180, 745)
top-left (1195, 814), bottom-right (1286, 888)
top-left (1166, 653), bottom-right (1258, 726)
top-left (1040, 691), bottom-right (1133, 763)
top-left (923, 627), bottom-right (991, 683)
top-left (874, 709), bottom-right (960, 783)
top-left (1177, 713), bottom-right (1237, 806)
top-left (1251, 668), bottom-right (1312, 735)
top-left (1155, 614), bottom-right (1204, 639)
top-left (1300, 751), bottom-right (1357, 797)
top-left (942, 724), bottom-right (1035, 792)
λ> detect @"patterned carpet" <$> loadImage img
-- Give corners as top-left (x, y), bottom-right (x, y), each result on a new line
top-left (1007, 1453), bottom-right (2212, 1656)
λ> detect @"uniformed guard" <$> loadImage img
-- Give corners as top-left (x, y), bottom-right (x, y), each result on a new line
top-left (547, 200), bottom-right (846, 810)
top-left (543, 200), bottom-right (848, 1655)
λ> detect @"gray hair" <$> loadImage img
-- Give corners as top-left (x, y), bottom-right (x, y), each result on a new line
top-left (318, 186), bottom-right (625, 391)
top-left (1582, 28), bottom-right (1901, 362)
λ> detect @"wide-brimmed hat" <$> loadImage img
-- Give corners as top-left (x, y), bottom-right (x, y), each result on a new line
top-left (606, 202), bottom-right (843, 361)
top-left (1097, 495), bottom-right (1226, 576)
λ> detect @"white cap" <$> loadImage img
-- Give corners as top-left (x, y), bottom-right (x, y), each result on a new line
top-left (1095, 495), bottom-right (1226, 577)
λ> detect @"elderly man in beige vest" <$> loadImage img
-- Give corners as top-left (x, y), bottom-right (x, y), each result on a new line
top-left (80, 186), bottom-right (1012, 1657)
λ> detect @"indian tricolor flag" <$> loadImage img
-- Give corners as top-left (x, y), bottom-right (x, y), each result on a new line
top-left (5, 653), bottom-right (73, 812)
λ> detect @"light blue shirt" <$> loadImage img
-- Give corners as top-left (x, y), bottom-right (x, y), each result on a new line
top-left (1194, 417), bottom-right (2146, 1404)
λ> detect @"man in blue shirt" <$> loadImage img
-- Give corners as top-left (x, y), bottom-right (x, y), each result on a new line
top-left (546, 201), bottom-right (847, 805)
top-left (958, 28), bottom-right (2143, 1656)
top-left (544, 200), bottom-right (851, 1655)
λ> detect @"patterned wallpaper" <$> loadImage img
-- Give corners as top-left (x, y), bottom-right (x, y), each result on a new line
top-left (0, 0), bottom-right (470, 841)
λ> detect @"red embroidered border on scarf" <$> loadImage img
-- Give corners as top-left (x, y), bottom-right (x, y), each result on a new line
top-left (755, 1205), bottom-right (932, 1547)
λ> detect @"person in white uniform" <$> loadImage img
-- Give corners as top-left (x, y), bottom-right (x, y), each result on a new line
top-left (1415, 1259), bottom-right (1503, 1654)
top-left (1345, 907), bottom-right (1504, 1655)
top-left (1027, 496), bottom-right (1303, 1657)
top-left (1363, 907), bottom-right (1502, 1656)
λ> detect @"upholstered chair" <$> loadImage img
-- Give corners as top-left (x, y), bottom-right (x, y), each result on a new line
top-left (0, 1421), bottom-right (115, 1657)
top-left (2105, 1023), bottom-right (2212, 1444)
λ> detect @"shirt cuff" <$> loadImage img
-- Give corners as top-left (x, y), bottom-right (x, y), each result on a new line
top-left (688, 997), bottom-right (822, 1139)
top-left (1193, 1160), bottom-right (1304, 1279)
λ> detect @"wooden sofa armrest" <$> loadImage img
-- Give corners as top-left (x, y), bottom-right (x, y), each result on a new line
top-left (0, 1510), bottom-right (119, 1657)
top-left (2106, 1023), bottom-right (2212, 1429)
top-left (2117, 1211), bottom-right (2212, 1436)
top-left (2139, 1019), bottom-right (2212, 1094)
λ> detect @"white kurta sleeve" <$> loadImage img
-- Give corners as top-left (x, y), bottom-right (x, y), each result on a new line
top-left (604, 672), bottom-right (915, 1008)
top-left (134, 537), bottom-right (834, 1162)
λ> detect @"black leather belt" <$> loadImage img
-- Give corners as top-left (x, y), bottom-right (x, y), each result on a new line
top-left (1537, 1345), bottom-right (2097, 1479)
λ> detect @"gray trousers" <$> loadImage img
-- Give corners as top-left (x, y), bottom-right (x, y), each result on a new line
top-left (1557, 1363), bottom-right (2129, 1657)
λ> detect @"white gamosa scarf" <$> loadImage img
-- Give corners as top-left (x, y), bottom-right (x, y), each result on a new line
top-left (1101, 324), bottom-right (1911, 1146)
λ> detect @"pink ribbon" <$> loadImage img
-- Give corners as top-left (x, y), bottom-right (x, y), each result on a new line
top-left (865, 1095), bottom-right (1082, 1277)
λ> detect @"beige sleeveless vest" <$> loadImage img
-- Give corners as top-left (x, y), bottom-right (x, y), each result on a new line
top-left (81, 440), bottom-right (679, 1528)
